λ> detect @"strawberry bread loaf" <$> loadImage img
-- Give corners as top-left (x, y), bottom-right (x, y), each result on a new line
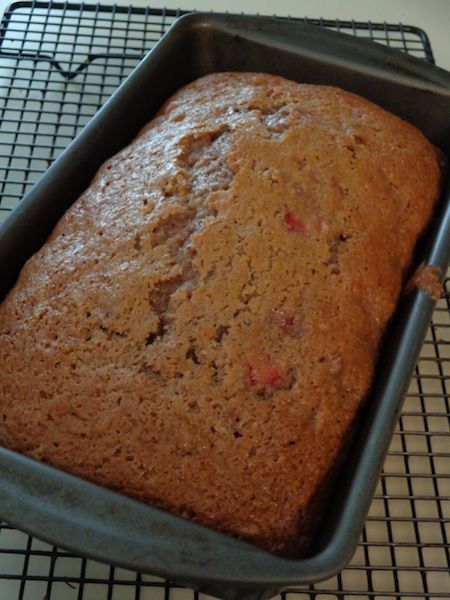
top-left (0, 72), bottom-right (444, 557)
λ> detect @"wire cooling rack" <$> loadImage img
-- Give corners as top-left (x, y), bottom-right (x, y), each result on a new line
top-left (0, 3), bottom-right (449, 599)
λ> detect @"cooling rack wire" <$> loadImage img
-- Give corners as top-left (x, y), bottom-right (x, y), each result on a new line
top-left (0, 3), bottom-right (448, 599)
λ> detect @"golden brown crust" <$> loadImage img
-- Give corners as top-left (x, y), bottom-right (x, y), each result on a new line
top-left (0, 73), bottom-right (443, 557)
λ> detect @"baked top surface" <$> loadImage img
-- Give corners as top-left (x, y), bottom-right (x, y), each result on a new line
top-left (0, 72), bottom-right (442, 556)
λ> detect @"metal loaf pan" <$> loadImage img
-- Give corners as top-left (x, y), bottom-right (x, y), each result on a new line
top-left (1, 13), bottom-right (450, 600)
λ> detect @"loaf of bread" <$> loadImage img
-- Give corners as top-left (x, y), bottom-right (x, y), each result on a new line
top-left (0, 73), bottom-right (443, 557)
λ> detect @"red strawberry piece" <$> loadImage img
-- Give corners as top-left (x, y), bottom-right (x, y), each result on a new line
top-left (245, 354), bottom-right (284, 388)
top-left (284, 211), bottom-right (306, 233)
